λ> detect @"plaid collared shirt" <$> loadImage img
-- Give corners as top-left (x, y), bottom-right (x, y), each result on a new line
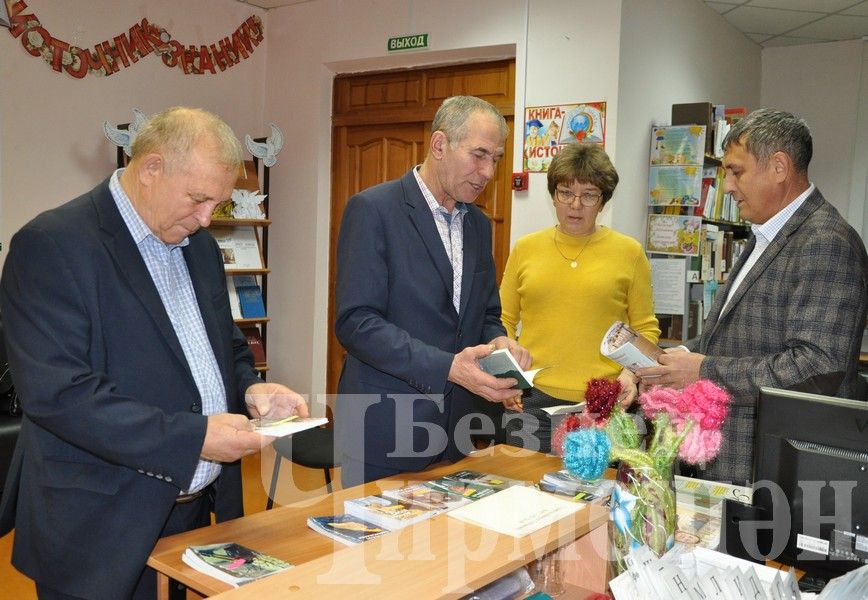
top-left (413, 166), bottom-right (468, 314)
top-left (110, 170), bottom-right (226, 493)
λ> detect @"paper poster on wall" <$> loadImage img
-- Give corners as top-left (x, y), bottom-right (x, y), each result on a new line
top-left (646, 214), bottom-right (702, 256)
top-left (523, 102), bottom-right (606, 172)
top-left (650, 258), bottom-right (686, 315)
top-left (648, 165), bottom-right (703, 206)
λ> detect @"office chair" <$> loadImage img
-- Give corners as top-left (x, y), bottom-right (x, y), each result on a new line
top-left (265, 425), bottom-right (339, 510)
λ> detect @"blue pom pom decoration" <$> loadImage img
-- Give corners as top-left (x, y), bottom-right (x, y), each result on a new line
top-left (563, 428), bottom-right (611, 481)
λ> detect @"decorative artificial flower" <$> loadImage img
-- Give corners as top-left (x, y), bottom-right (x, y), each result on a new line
top-left (562, 428), bottom-right (611, 481)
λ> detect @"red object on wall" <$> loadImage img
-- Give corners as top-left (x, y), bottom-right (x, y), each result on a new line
top-left (511, 172), bottom-right (528, 191)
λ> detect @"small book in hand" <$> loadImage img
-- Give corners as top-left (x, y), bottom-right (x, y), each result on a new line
top-left (252, 416), bottom-right (328, 438)
top-left (478, 348), bottom-right (543, 390)
top-left (181, 542), bottom-right (291, 588)
top-left (600, 321), bottom-right (662, 374)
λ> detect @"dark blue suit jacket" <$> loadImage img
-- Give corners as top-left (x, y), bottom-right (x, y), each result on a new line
top-left (0, 177), bottom-right (261, 599)
top-left (334, 169), bottom-right (505, 474)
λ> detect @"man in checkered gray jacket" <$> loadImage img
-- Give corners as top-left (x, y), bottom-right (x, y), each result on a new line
top-left (637, 108), bottom-right (868, 485)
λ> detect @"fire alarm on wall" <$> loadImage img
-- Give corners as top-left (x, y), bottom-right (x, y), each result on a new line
top-left (512, 172), bottom-right (528, 191)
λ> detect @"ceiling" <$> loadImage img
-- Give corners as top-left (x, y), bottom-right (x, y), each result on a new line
top-left (235, 0), bottom-right (868, 48)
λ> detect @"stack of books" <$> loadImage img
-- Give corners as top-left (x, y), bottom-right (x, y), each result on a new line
top-left (538, 470), bottom-right (615, 503)
top-left (307, 469), bottom-right (528, 544)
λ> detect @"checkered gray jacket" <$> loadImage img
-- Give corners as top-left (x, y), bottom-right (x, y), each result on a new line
top-left (684, 189), bottom-right (868, 484)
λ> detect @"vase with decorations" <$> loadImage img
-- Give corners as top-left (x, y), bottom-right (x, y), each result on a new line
top-left (553, 377), bottom-right (731, 573)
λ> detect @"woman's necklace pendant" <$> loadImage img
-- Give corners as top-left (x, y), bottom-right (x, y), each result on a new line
top-left (570, 261), bottom-right (578, 269)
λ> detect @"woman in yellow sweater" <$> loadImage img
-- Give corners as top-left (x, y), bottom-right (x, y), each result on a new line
top-left (500, 143), bottom-right (660, 453)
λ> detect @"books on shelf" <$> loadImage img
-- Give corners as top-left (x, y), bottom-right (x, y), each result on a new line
top-left (477, 348), bottom-right (543, 390)
top-left (212, 226), bottom-right (264, 271)
top-left (226, 276), bottom-right (243, 320)
top-left (233, 275), bottom-right (266, 318)
top-left (306, 514), bottom-right (390, 546)
top-left (381, 482), bottom-right (473, 511)
top-left (343, 494), bottom-right (441, 530)
top-left (600, 321), bottom-right (662, 373)
top-left (447, 484), bottom-right (582, 538)
top-left (181, 542), bottom-right (291, 588)
top-left (252, 416), bottom-right (328, 438)
top-left (442, 469), bottom-right (529, 491)
top-left (240, 326), bottom-right (265, 365)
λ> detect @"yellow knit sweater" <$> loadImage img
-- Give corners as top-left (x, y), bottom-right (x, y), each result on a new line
top-left (500, 226), bottom-right (660, 401)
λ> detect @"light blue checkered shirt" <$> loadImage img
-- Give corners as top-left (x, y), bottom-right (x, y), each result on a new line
top-left (413, 166), bottom-right (468, 314)
top-left (722, 183), bottom-right (814, 311)
top-left (110, 170), bottom-right (227, 494)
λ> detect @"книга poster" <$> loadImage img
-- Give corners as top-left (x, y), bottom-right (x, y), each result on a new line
top-left (524, 102), bottom-right (606, 172)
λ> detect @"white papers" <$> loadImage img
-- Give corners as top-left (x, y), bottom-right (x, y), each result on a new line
top-left (540, 403), bottom-right (585, 416)
top-left (477, 348), bottom-right (543, 390)
top-left (447, 484), bottom-right (582, 538)
top-left (650, 258), bottom-right (687, 315)
top-left (253, 416), bottom-right (328, 438)
top-left (610, 545), bottom-right (807, 600)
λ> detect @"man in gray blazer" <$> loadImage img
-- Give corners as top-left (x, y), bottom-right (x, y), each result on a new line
top-left (335, 96), bottom-right (531, 486)
top-left (638, 108), bottom-right (868, 485)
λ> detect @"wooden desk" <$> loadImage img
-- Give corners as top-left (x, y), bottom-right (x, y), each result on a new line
top-left (148, 445), bottom-right (609, 599)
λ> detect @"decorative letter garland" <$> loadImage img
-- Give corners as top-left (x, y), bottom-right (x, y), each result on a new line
top-left (5, 0), bottom-right (264, 78)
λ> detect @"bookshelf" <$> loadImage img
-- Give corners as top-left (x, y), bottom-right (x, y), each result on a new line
top-left (112, 129), bottom-right (273, 373)
top-left (646, 111), bottom-right (750, 344)
top-left (215, 155), bottom-right (271, 374)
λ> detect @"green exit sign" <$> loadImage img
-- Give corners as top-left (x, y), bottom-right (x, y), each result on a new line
top-left (387, 33), bottom-right (429, 52)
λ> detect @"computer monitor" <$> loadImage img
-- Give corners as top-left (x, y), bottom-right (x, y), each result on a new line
top-left (753, 386), bottom-right (868, 580)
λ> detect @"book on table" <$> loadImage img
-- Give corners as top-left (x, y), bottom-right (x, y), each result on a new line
top-left (539, 470), bottom-right (615, 503)
top-left (424, 478), bottom-right (500, 502)
top-left (181, 542), bottom-right (291, 588)
top-left (477, 348), bottom-right (543, 390)
top-left (343, 494), bottom-right (441, 530)
top-left (306, 514), bottom-right (391, 546)
top-left (380, 482), bottom-right (473, 511)
top-left (442, 469), bottom-right (528, 491)
top-left (600, 320), bottom-right (662, 374)
top-left (447, 484), bottom-right (583, 538)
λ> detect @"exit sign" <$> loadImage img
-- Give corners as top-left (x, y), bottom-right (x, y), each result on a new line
top-left (387, 33), bottom-right (429, 52)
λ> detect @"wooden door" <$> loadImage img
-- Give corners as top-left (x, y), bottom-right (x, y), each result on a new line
top-left (328, 60), bottom-right (516, 394)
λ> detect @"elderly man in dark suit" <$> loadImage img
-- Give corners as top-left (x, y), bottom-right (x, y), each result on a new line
top-left (335, 96), bottom-right (531, 486)
top-left (0, 107), bottom-right (308, 599)
top-left (638, 108), bottom-right (868, 485)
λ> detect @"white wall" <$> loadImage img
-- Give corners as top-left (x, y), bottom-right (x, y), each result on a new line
top-left (0, 0), bottom-right (268, 265)
top-left (615, 0), bottom-right (761, 243)
top-left (761, 39), bottom-right (867, 239)
top-left (264, 0), bottom-right (624, 397)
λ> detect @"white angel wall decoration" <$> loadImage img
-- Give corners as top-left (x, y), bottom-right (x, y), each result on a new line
top-left (232, 189), bottom-right (267, 219)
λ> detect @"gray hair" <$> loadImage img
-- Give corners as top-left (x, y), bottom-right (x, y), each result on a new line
top-left (131, 106), bottom-right (243, 174)
top-left (723, 108), bottom-right (812, 173)
top-left (431, 96), bottom-right (509, 145)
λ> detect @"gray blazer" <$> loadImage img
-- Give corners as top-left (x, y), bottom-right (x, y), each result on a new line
top-left (686, 189), bottom-right (868, 484)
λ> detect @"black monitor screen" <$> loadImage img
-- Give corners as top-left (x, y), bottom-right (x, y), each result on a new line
top-left (753, 386), bottom-right (868, 580)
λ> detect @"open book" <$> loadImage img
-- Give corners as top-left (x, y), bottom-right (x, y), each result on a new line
top-left (600, 321), bottom-right (662, 374)
top-left (478, 348), bottom-right (543, 390)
